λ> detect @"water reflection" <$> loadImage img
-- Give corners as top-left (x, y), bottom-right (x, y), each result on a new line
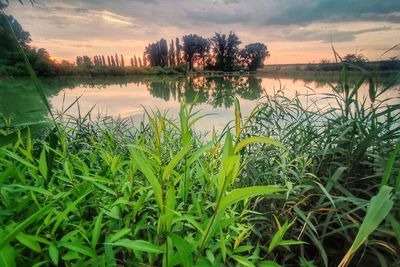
top-left (1, 74), bottom-right (399, 131)
top-left (146, 76), bottom-right (263, 108)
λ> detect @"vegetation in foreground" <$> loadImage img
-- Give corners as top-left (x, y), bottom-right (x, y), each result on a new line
top-left (0, 65), bottom-right (399, 266)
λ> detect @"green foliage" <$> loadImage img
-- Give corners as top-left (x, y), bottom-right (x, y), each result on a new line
top-left (242, 65), bottom-right (400, 266)
top-left (240, 43), bottom-right (270, 71)
top-left (210, 32), bottom-right (242, 71)
top-left (182, 34), bottom-right (210, 71)
top-left (0, 100), bottom-right (289, 266)
top-left (145, 38), bottom-right (169, 67)
top-left (338, 185), bottom-right (394, 267)
top-left (0, 13), bottom-right (56, 77)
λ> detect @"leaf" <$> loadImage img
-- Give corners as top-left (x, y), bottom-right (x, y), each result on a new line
top-left (162, 143), bottom-right (191, 180)
top-left (91, 212), bottom-right (103, 249)
top-left (368, 77), bottom-right (376, 102)
top-left (380, 142), bottom-right (400, 188)
top-left (234, 227), bottom-right (251, 250)
top-left (388, 214), bottom-right (400, 245)
top-left (0, 244), bottom-right (16, 267)
top-left (16, 232), bottom-right (41, 252)
top-left (104, 244), bottom-right (116, 267)
top-left (234, 97), bottom-right (242, 138)
top-left (222, 130), bottom-right (233, 158)
top-left (48, 243), bottom-right (59, 266)
top-left (5, 150), bottom-right (38, 170)
top-left (217, 155), bottom-right (240, 198)
top-left (38, 148), bottom-right (47, 178)
top-left (52, 189), bottom-right (91, 235)
top-left (132, 149), bottom-right (163, 210)
top-left (169, 233), bottom-right (193, 267)
top-left (259, 260), bottom-right (282, 267)
top-left (278, 240), bottom-right (305, 247)
top-left (187, 141), bottom-right (213, 166)
top-left (339, 186), bottom-right (394, 267)
top-left (0, 204), bottom-right (52, 250)
top-left (219, 186), bottom-right (285, 213)
top-left (110, 239), bottom-right (164, 254)
top-left (12, 185), bottom-right (53, 196)
top-left (231, 255), bottom-right (255, 267)
top-left (108, 228), bottom-right (131, 243)
top-left (59, 241), bottom-right (96, 258)
top-left (206, 250), bottom-right (215, 264)
top-left (234, 136), bottom-right (285, 154)
top-left (165, 186), bottom-right (176, 232)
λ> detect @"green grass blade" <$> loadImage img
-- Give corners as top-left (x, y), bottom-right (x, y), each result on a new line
top-left (234, 136), bottom-right (285, 154)
top-left (0, 203), bottom-right (52, 250)
top-left (339, 186), bottom-right (394, 267)
top-left (219, 186), bottom-right (285, 214)
top-left (110, 239), bottom-right (164, 254)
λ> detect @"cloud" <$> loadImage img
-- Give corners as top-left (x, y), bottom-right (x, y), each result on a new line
top-left (285, 26), bottom-right (393, 43)
top-left (4, 0), bottom-right (399, 64)
top-left (186, 9), bottom-right (251, 25)
top-left (267, 0), bottom-right (400, 25)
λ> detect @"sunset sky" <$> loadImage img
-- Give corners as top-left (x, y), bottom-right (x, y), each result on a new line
top-left (4, 0), bottom-right (400, 64)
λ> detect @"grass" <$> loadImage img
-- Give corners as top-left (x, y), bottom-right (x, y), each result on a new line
top-left (240, 66), bottom-right (400, 266)
top-left (0, 101), bottom-right (290, 266)
top-left (0, 66), bottom-right (399, 266)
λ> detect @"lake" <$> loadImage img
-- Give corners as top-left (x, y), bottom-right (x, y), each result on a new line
top-left (1, 74), bottom-right (399, 133)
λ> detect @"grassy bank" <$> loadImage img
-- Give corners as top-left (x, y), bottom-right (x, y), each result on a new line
top-left (0, 67), bottom-right (399, 266)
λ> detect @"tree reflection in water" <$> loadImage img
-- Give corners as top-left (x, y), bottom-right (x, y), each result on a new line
top-left (147, 76), bottom-right (263, 108)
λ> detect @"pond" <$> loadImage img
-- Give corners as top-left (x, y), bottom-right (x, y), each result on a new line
top-left (1, 74), bottom-right (399, 133)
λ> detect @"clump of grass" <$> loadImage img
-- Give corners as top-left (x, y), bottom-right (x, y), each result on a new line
top-left (241, 65), bottom-right (400, 266)
top-left (0, 98), bottom-right (294, 266)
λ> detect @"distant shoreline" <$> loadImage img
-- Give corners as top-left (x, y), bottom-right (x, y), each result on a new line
top-left (1, 62), bottom-right (399, 78)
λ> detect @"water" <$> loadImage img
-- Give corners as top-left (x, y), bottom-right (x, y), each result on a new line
top-left (1, 74), bottom-right (399, 133)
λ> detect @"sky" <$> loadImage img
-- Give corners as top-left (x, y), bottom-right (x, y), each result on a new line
top-left (3, 0), bottom-right (400, 64)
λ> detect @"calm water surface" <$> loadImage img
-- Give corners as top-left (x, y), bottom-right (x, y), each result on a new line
top-left (1, 75), bottom-right (399, 132)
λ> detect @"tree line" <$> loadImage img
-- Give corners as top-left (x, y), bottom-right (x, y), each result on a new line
top-left (76, 54), bottom-right (146, 68)
top-left (74, 32), bottom-right (270, 72)
top-left (144, 32), bottom-right (270, 71)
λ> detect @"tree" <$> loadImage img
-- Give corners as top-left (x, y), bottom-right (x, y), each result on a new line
top-left (143, 52), bottom-right (147, 66)
top-left (107, 55), bottom-right (111, 66)
top-left (77, 56), bottom-right (83, 66)
top-left (169, 39), bottom-right (175, 66)
top-left (120, 54), bottom-right (125, 67)
top-left (239, 43), bottom-right (269, 71)
top-left (210, 32), bottom-right (241, 71)
top-left (111, 55), bottom-right (116, 66)
top-left (0, 14), bottom-right (31, 58)
top-left (342, 53), bottom-right (368, 68)
top-left (197, 38), bottom-right (210, 66)
top-left (134, 55), bottom-right (138, 67)
top-left (320, 58), bottom-right (330, 64)
top-left (145, 39), bottom-right (169, 67)
top-left (176, 37), bottom-right (182, 65)
top-left (115, 53), bottom-right (119, 66)
top-left (138, 57), bottom-right (142, 67)
top-left (159, 39), bottom-right (168, 67)
top-left (182, 34), bottom-right (209, 71)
